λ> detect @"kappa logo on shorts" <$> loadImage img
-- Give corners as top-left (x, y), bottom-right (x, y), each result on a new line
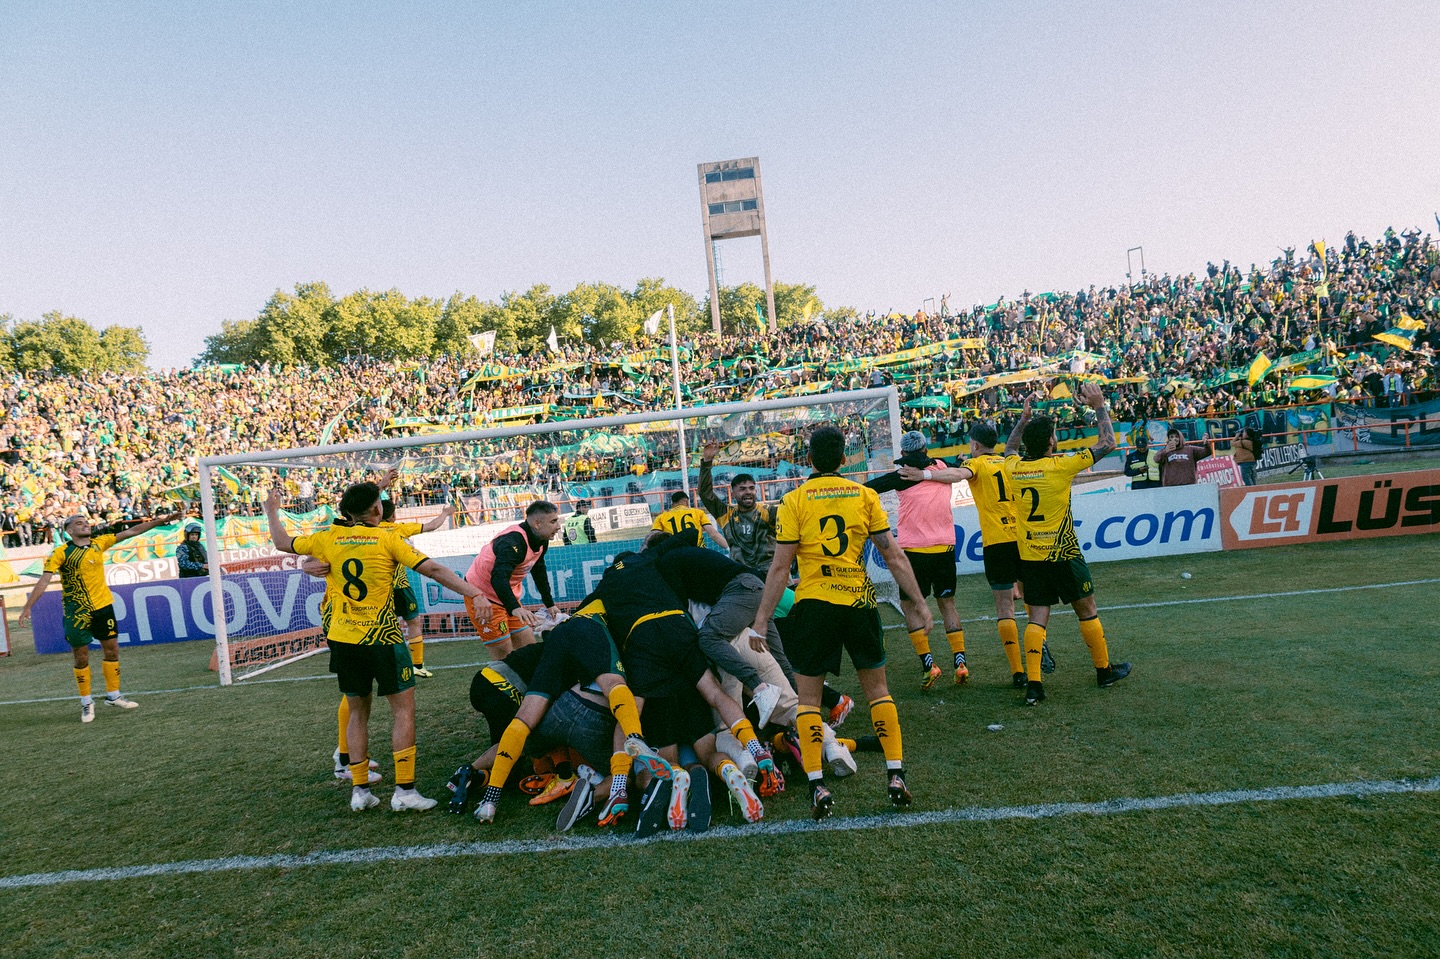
top-left (1228, 488), bottom-right (1316, 540)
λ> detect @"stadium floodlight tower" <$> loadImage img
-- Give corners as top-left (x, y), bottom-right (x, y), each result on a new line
top-left (699, 156), bottom-right (777, 335)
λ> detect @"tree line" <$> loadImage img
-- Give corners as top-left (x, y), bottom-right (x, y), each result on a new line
top-left (0, 312), bottom-right (151, 375)
top-left (197, 278), bottom-right (851, 367)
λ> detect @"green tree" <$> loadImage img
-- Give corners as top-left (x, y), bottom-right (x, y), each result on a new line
top-left (198, 318), bottom-right (263, 365)
top-left (555, 281), bottom-right (636, 348)
top-left (630, 278), bottom-right (705, 339)
top-left (773, 281), bottom-right (822, 327)
top-left (433, 292), bottom-right (503, 357)
top-left (11, 311), bottom-right (108, 374)
top-left (493, 284), bottom-right (559, 351)
top-left (0, 314), bottom-right (15, 372)
top-left (325, 289), bottom-right (439, 362)
top-left (99, 325), bottom-right (151, 371)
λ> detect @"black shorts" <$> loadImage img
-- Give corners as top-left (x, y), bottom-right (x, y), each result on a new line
top-left (1019, 557), bottom-right (1096, 608)
top-left (637, 688), bottom-right (716, 750)
top-left (393, 585), bottom-right (420, 622)
top-left (784, 599), bottom-right (885, 677)
top-left (623, 613), bottom-right (709, 699)
top-left (64, 604), bottom-right (117, 649)
top-left (905, 548), bottom-right (956, 599)
top-left (982, 542), bottom-right (1022, 590)
top-left (330, 642), bottom-right (415, 697)
top-left (529, 617), bottom-right (625, 700)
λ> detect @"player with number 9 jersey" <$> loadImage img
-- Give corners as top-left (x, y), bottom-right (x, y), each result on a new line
top-left (776, 474), bottom-right (889, 609)
top-left (291, 525), bottom-right (429, 645)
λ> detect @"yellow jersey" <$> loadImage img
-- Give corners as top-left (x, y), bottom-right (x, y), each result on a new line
top-left (380, 520), bottom-right (424, 590)
top-left (44, 533), bottom-right (117, 624)
top-left (1004, 448), bottom-right (1094, 561)
top-left (776, 474), bottom-right (889, 608)
top-left (652, 506), bottom-right (713, 537)
top-left (292, 524), bottom-right (427, 645)
top-left (963, 454), bottom-right (1018, 546)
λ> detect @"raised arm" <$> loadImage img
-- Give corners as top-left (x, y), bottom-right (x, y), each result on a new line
top-left (420, 503), bottom-right (455, 532)
top-left (115, 508), bottom-right (184, 543)
top-left (697, 442), bottom-right (726, 516)
top-left (1005, 396), bottom-right (1034, 456)
top-left (1079, 383), bottom-right (1116, 460)
top-left (265, 486), bottom-right (296, 553)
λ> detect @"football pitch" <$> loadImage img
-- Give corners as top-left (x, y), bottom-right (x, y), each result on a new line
top-left (2, 536), bottom-right (1437, 959)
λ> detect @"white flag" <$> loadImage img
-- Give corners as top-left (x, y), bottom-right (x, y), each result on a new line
top-left (644, 308), bottom-right (663, 336)
top-left (546, 325), bottom-right (560, 352)
top-left (467, 330), bottom-right (496, 355)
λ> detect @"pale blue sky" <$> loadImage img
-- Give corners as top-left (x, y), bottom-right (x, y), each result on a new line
top-left (3, 1), bottom-right (1437, 368)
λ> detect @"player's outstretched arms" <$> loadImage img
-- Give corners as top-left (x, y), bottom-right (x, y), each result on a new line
top-left (897, 464), bottom-right (974, 484)
top-left (420, 503), bottom-right (455, 533)
top-left (16, 571), bottom-right (54, 626)
top-left (416, 559), bottom-right (483, 601)
top-left (116, 508), bottom-right (185, 543)
top-left (1005, 396), bottom-right (1034, 456)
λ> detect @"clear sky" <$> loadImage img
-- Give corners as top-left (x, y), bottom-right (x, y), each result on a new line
top-left (3, 0), bottom-right (1437, 369)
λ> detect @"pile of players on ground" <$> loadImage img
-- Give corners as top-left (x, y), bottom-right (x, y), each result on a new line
top-left (438, 521), bottom-right (876, 837)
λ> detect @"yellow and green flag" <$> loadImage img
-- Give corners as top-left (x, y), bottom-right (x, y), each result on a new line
top-left (1247, 353), bottom-right (1273, 386)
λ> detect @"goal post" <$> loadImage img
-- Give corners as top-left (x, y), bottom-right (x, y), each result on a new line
top-left (198, 386), bottom-right (902, 685)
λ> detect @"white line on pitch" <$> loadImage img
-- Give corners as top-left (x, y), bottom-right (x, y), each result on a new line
top-left (882, 577), bottom-right (1440, 629)
top-left (2, 774), bottom-right (1435, 890)
top-left (4, 577), bottom-right (1437, 707)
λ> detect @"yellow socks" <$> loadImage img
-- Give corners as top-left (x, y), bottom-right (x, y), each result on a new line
top-left (74, 666), bottom-right (92, 698)
top-left (868, 696), bottom-right (903, 769)
top-left (101, 660), bottom-right (121, 695)
top-left (393, 745), bottom-right (416, 788)
top-left (1024, 624), bottom-right (1047, 682)
top-left (608, 751), bottom-right (631, 800)
top-left (998, 618), bottom-right (1022, 675)
top-left (946, 628), bottom-right (966, 668)
top-left (1078, 616), bottom-right (1110, 669)
top-left (350, 761), bottom-right (371, 788)
top-left (337, 697), bottom-right (350, 755)
top-left (489, 719), bottom-right (532, 791)
top-left (408, 638), bottom-right (425, 668)
top-left (796, 707), bottom-right (825, 780)
top-left (606, 684), bottom-right (643, 739)
top-left (730, 718), bottom-right (765, 759)
top-left (907, 628), bottom-right (935, 671)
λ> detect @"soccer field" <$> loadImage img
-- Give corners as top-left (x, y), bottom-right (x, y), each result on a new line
top-left (2, 536), bottom-right (1438, 959)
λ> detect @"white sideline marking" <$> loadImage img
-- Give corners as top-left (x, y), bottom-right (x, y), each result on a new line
top-left (882, 577), bottom-right (1440, 629)
top-left (2, 774), bottom-right (1435, 890)
top-left (3, 577), bottom-right (1437, 707)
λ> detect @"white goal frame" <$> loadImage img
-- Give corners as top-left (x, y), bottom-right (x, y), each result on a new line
top-left (198, 386), bottom-right (901, 685)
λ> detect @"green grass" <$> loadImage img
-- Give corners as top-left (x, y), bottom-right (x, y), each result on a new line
top-left (2, 536), bottom-right (1439, 958)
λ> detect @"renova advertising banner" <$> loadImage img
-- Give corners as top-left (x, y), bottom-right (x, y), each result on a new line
top-left (1220, 469), bottom-right (1440, 549)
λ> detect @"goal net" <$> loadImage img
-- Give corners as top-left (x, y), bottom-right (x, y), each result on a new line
top-left (198, 387), bottom-right (902, 684)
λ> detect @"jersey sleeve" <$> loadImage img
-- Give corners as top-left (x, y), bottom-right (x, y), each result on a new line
top-left (93, 533), bottom-right (118, 553)
top-left (862, 486), bottom-right (890, 536)
top-left (774, 495), bottom-right (800, 545)
top-left (291, 533), bottom-right (319, 557)
top-left (1059, 448), bottom-right (1096, 476)
top-left (42, 547), bottom-right (66, 574)
top-left (650, 514), bottom-right (665, 531)
top-left (382, 531), bottom-right (428, 570)
top-left (394, 521), bottom-right (424, 538)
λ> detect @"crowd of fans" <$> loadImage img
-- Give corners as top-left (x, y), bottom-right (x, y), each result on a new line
top-left (2, 229), bottom-right (1434, 543)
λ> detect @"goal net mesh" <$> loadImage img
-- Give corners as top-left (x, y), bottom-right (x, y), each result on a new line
top-left (199, 387), bottom-right (901, 684)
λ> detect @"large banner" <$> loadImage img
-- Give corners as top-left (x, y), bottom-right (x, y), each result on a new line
top-left (868, 483), bottom-right (1223, 579)
top-left (1331, 397), bottom-right (1440, 452)
top-left (30, 568), bottom-right (329, 655)
top-left (1219, 469), bottom-right (1440, 550)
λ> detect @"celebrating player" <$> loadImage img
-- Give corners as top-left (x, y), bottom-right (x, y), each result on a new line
top-left (266, 482), bottom-right (485, 812)
top-left (18, 509), bottom-right (183, 722)
top-left (1003, 383), bottom-right (1132, 706)
top-left (751, 424), bottom-right (932, 819)
top-left (463, 500), bottom-right (563, 656)
top-left (651, 490), bottom-right (728, 552)
top-left (866, 430), bottom-right (966, 690)
top-left (698, 440), bottom-right (778, 572)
